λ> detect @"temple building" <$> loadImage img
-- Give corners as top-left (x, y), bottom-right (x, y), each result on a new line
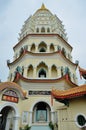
top-left (0, 4), bottom-right (86, 130)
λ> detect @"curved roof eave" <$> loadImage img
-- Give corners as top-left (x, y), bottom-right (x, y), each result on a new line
top-left (0, 82), bottom-right (27, 99)
top-left (7, 50), bottom-right (77, 68)
top-left (51, 84), bottom-right (86, 100)
top-left (13, 34), bottom-right (72, 50)
top-left (13, 72), bottom-right (77, 87)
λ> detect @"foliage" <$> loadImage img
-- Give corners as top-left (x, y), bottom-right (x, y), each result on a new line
top-left (19, 127), bottom-right (23, 130)
top-left (19, 124), bottom-right (31, 130)
top-left (49, 121), bottom-right (54, 130)
top-left (24, 125), bottom-right (31, 130)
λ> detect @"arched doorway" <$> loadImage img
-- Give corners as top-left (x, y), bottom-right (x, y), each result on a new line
top-left (0, 104), bottom-right (19, 130)
top-left (32, 102), bottom-right (51, 123)
top-left (0, 106), bottom-right (15, 130)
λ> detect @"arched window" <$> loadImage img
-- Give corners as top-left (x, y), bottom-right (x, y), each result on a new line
top-left (37, 62), bottom-right (48, 78)
top-left (30, 44), bottom-right (35, 52)
top-left (47, 28), bottom-right (50, 32)
top-left (38, 41), bottom-right (47, 52)
top-left (51, 65), bottom-right (57, 78)
top-left (41, 27), bottom-right (45, 33)
top-left (36, 28), bottom-right (39, 33)
top-left (50, 43), bottom-right (55, 52)
top-left (39, 68), bottom-right (46, 78)
top-left (27, 65), bottom-right (33, 78)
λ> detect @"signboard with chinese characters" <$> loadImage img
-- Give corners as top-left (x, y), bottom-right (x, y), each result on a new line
top-left (29, 91), bottom-right (51, 95)
top-left (2, 90), bottom-right (19, 103)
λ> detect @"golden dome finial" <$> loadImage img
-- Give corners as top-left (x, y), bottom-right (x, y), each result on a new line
top-left (41, 3), bottom-right (46, 10)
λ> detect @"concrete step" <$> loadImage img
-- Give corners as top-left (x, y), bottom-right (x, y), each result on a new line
top-left (31, 125), bottom-right (51, 130)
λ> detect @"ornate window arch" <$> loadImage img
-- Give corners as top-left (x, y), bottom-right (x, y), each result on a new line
top-left (37, 62), bottom-right (48, 78)
top-left (38, 41), bottom-right (47, 52)
top-left (30, 43), bottom-right (36, 52)
top-left (38, 68), bottom-right (46, 78)
top-left (47, 28), bottom-right (50, 32)
top-left (51, 65), bottom-right (57, 78)
top-left (36, 28), bottom-right (39, 33)
top-left (50, 43), bottom-right (55, 52)
top-left (27, 65), bottom-right (34, 78)
top-left (41, 27), bottom-right (45, 33)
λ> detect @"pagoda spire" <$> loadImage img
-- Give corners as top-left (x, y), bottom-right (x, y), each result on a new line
top-left (41, 3), bottom-right (46, 10)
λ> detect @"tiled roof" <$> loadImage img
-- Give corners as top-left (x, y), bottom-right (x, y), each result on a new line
top-left (52, 84), bottom-right (86, 99)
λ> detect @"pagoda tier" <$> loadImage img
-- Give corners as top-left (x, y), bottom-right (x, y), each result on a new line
top-left (12, 72), bottom-right (77, 94)
top-left (7, 53), bottom-right (77, 84)
top-left (7, 50), bottom-right (77, 67)
top-left (13, 34), bottom-right (72, 50)
top-left (18, 4), bottom-right (68, 42)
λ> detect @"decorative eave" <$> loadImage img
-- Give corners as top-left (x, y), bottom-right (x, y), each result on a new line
top-left (0, 82), bottom-right (27, 100)
top-left (79, 66), bottom-right (86, 79)
top-left (13, 34), bottom-right (72, 50)
top-left (7, 50), bottom-right (77, 68)
top-left (13, 72), bottom-right (77, 87)
top-left (52, 84), bottom-right (86, 100)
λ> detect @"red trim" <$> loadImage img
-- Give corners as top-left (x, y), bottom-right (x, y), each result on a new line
top-left (7, 50), bottom-right (77, 67)
top-left (13, 34), bottom-right (72, 50)
top-left (13, 72), bottom-right (77, 87)
top-left (52, 84), bottom-right (86, 100)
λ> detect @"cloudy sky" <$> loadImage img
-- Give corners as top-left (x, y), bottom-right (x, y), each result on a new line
top-left (0, 0), bottom-right (86, 84)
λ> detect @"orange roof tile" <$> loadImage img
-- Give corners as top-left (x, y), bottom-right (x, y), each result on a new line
top-left (52, 84), bottom-right (86, 99)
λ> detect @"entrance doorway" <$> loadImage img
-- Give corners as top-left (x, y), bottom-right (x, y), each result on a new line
top-left (0, 106), bottom-right (15, 130)
top-left (32, 102), bottom-right (51, 123)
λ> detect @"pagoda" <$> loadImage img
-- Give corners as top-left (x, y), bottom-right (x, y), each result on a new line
top-left (0, 4), bottom-right (86, 130)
